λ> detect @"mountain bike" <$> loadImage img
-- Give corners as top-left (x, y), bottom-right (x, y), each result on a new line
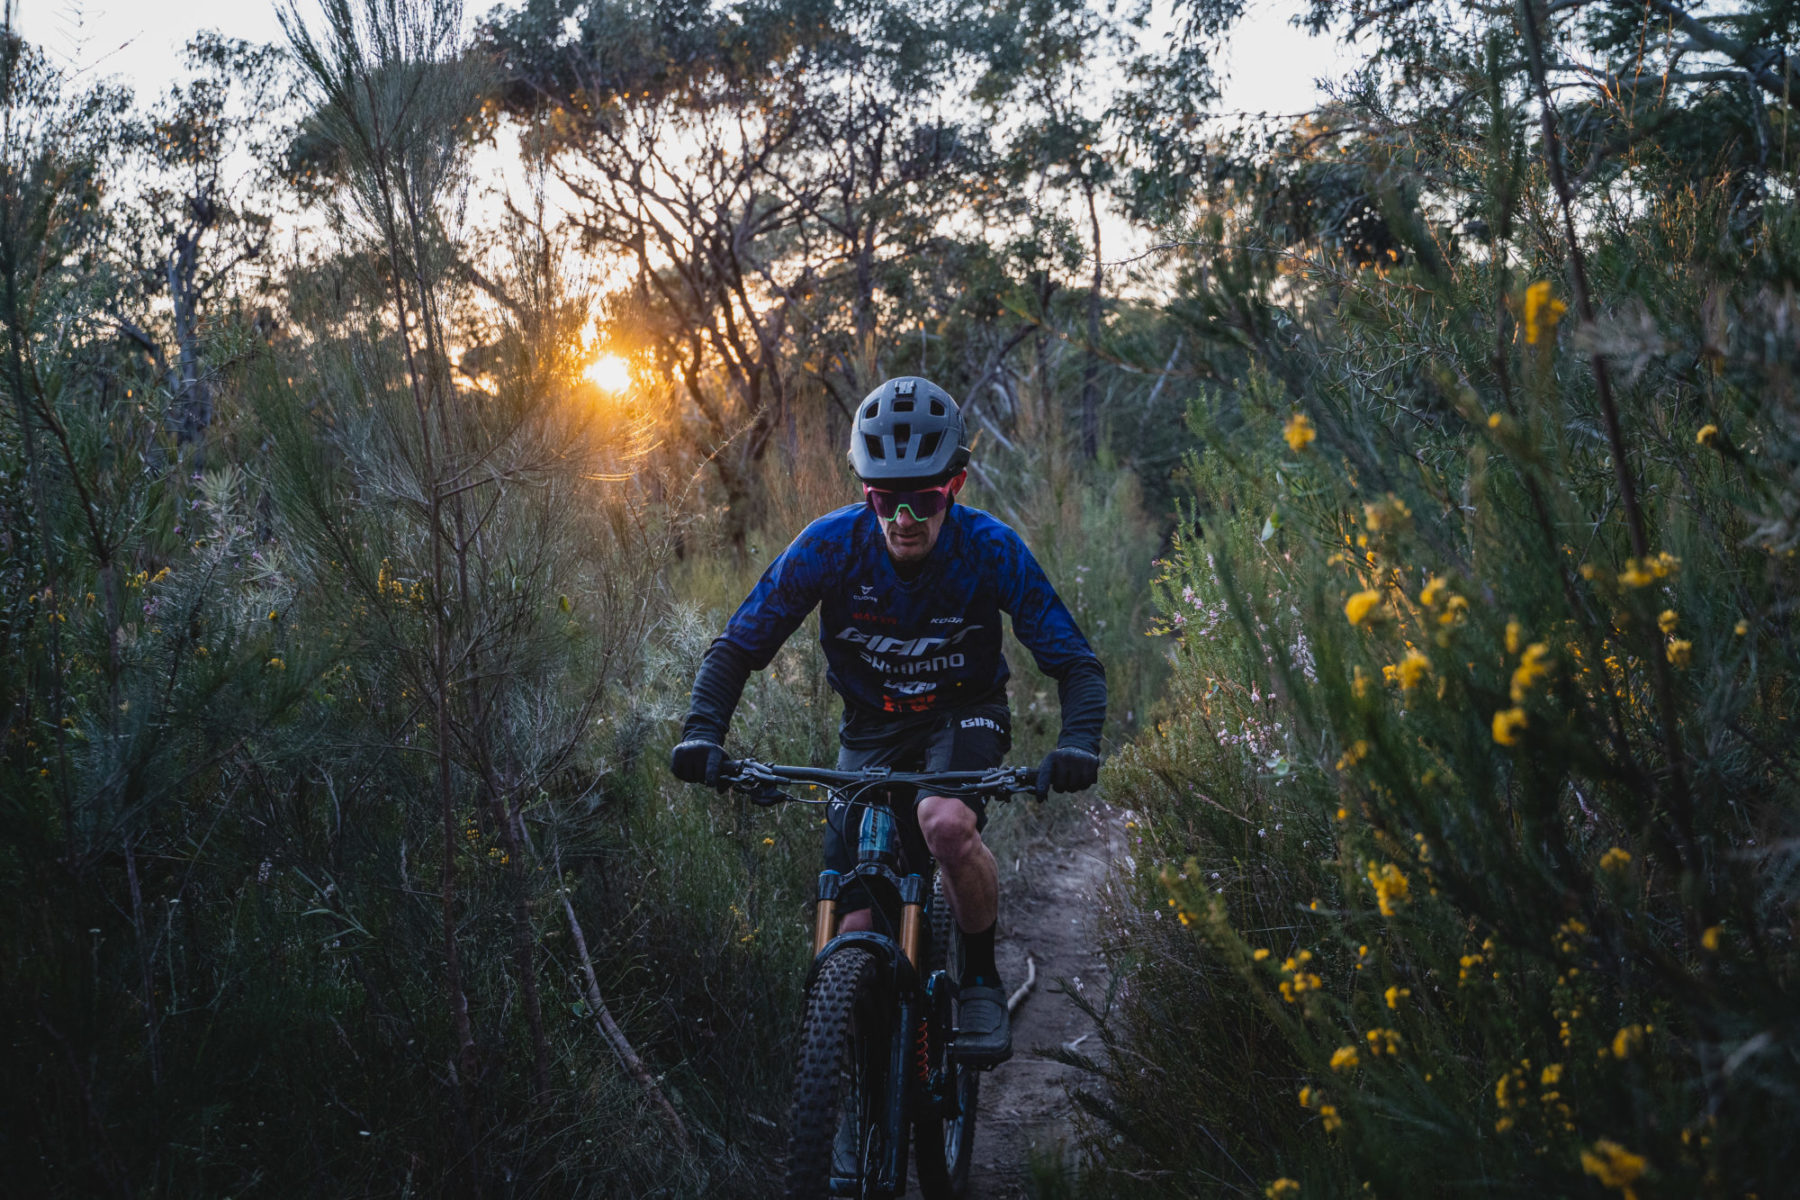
top-left (717, 758), bottom-right (1038, 1200)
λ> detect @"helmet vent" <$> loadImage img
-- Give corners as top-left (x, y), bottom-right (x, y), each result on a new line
top-left (863, 402), bottom-right (879, 419)
top-left (929, 399), bottom-right (945, 416)
top-left (892, 423), bottom-right (911, 456)
top-left (892, 398), bottom-right (914, 413)
top-left (863, 434), bottom-right (885, 460)
top-left (917, 431), bottom-right (942, 460)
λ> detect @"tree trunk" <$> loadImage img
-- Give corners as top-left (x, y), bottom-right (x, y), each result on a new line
top-left (1080, 180), bottom-right (1103, 462)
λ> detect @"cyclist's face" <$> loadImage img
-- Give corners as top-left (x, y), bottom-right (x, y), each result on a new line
top-left (872, 473), bottom-right (964, 563)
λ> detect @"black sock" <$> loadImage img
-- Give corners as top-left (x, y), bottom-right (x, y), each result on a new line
top-left (962, 922), bottom-right (999, 988)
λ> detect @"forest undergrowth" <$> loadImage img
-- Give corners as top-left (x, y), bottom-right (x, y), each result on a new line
top-left (5, 0), bottom-right (1799, 1196)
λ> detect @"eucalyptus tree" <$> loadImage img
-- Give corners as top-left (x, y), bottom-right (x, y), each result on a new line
top-left (111, 35), bottom-right (286, 451)
top-left (482, 0), bottom-right (1050, 543)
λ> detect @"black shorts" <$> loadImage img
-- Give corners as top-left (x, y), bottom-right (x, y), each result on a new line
top-left (824, 702), bottom-right (1012, 914)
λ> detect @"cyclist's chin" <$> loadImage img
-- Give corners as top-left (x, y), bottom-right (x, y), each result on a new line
top-left (885, 528), bottom-right (934, 562)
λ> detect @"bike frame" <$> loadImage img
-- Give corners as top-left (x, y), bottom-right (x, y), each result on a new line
top-left (720, 759), bottom-right (1034, 1198)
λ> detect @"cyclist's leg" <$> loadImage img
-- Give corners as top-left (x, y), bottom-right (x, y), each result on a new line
top-left (911, 704), bottom-right (1013, 1064)
top-left (912, 704), bottom-right (1009, 936)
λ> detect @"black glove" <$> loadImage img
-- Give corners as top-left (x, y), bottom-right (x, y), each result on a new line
top-left (670, 738), bottom-right (726, 788)
top-left (1035, 746), bottom-right (1100, 799)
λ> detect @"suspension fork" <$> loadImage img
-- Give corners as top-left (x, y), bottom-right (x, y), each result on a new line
top-left (813, 870), bottom-right (841, 954)
top-left (882, 993), bottom-right (919, 1196)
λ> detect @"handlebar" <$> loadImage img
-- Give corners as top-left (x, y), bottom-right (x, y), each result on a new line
top-left (717, 758), bottom-right (1039, 806)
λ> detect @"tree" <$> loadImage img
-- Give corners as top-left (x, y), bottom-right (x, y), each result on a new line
top-left (112, 35), bottom-right (285, 451)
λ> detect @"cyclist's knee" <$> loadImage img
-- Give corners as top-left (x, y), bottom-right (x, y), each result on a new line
top-left (917, 795), bottom-right (979, 864)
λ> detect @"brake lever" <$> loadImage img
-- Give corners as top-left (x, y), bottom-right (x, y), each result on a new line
top-left (745, 783), bottom-right (788, 808)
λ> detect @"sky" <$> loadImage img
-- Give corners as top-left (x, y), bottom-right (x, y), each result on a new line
top-left (13, 0), bottom-right (1351, 115)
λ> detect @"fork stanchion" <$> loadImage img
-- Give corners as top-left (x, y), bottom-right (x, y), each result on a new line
top-left (813, 870), bottom-right (841, 955)
top-left (898, 874), bottom-right (924, 971)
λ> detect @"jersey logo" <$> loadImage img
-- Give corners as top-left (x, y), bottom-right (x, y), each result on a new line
top-left (886, 680), bottom-right (937, 695)
top-left (960, 716), bottom-right (1002, 732)
top-left (855, 583), bottom-right (879, 605)
top-left (834, 624), bottom-right (983, 657)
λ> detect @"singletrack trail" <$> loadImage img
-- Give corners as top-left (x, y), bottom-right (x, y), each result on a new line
top-left (913, 798), bottom-right (1124, 1198)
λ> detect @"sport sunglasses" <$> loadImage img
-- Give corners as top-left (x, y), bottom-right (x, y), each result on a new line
top-left (863, 481), bottom-right (956, 521)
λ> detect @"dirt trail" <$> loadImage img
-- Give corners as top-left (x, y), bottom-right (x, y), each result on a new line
top-left (913, 798), bottom-right (1124, 1198)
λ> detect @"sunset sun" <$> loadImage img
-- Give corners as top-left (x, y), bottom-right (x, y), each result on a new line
top-left (584, 353), bottom-right (631, 393)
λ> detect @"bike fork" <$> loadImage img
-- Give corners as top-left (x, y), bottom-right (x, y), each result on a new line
top-left (877, 995), bottom-right (918, 1198)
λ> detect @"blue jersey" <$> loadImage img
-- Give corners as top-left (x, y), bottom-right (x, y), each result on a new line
top-left (719, 503), bottom-right (1100, 718)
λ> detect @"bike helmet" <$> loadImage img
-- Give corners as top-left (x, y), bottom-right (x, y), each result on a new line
top-left (848, 376), bottom-right (971, 487)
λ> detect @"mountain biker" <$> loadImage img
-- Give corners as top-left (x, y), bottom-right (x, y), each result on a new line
top-left (669, 376), bottom-right (1106, 1066)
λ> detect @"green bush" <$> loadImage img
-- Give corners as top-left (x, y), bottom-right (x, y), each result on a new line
top-left (1085, 138), bottom-right (1800, 1200)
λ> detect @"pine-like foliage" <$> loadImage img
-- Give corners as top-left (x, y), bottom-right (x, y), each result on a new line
top-left (1089, 7), bottom-right (1800, 1199)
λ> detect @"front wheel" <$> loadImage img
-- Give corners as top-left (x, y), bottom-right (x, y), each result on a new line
top-left (786, 947), bottom-right (892, 1199)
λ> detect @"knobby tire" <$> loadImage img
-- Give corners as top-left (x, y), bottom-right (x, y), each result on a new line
top-left (786, 947), bottom-right (889, 1199)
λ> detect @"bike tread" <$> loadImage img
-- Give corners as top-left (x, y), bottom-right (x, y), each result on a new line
top-left (786, 947), bottom-right (882, 1199)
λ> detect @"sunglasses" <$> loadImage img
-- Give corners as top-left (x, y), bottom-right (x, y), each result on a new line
top-left (863, 481), bottom-right (956, 521)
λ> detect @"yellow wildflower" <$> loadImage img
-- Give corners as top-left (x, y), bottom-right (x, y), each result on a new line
top-left (1523, 279), bottom-right (1568, 345)
top-left (1735, 619), bottom-right (1750, 636)
top-left (1695, 423), bottom-right (1719, 447)
top-left (1436, 594), bottom-right (1469, 627)
top-left (1510, 642), bottom-right (1553, 702)
top-left (1419, 576), bottom-right (1448, 608)
top-left (1505, 620), bottom-right (1523, 654)
top-left (1345, 589), bottom-right (1383, 625)
top-left (267, 657), bottom-right (285, 671)
top-left (1352, 665), bottom-right (1372, 698)
top-left (1363, 494), bottom-right (1412, 533)
top-left (1598, 847), bottom-right (1631, 873)
top-left (761, 837), bottom-right (775, 847)
top-left (1283, 414), bottom-right (1316, 452)
top-left (1253, 947), bottom-right (1271, 961)
top-left (1384, 985), bottom-right (1411, 1009)
top-left (1298, 1085), bottom-right (1315, 1108)
top-left (1611, 1024), bottom-right (1647, 1059)
top-left (1666, 639), bottom-right (1692, 667)
top-left (1580, 1139), bottom-right (1647, 1196)
top-left (1491, 706), bottom-right (1528, 746)
top-left (1318, 1103), bottom-right (1343, 1132)
top-left (1329, 1046), bottom-right (1361, 1072)
top-left (1541, 1063), bottom-right (1564, 1086)
top-left (1265, 1180), bottom-right (1301, 1200)
top-left (1367, 862), bottom-right (1410, 916)
top-left (1701, 925), bottom-right (1722, 951)
top-left (1487, 412), bottom-right (1504, 429)
top-left (1365, 1027), bottom-right (1402, 1056)
top-left (1396, 650), bottom-right (1431, 690)
top-left (1658, 609), bottom-right (1678, 634)
top-left (1336, 806), bottom-right (1349, 821)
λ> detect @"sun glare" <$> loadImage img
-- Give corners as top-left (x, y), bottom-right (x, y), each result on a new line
top-left (584, 353), bottom-right (631, 393)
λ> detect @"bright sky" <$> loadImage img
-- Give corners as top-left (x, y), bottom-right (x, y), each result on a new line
top-left (14, 0), bottom-right (1348, 113)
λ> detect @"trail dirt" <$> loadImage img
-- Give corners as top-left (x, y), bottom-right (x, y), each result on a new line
top-left (911, 798), bottom-right (1124, 1198)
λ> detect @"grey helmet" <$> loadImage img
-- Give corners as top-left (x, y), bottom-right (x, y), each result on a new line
top-left (848, 376), bottom-right (971, 486)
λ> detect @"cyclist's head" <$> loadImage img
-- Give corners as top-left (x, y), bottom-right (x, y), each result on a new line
top-left (849, 377), bottom-right (971, 564)
top-left (849, 377), bottom-right (970, 489)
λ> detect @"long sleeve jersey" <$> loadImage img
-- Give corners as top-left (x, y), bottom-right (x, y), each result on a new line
top-left (682, 502), bottom-right (1107, 752)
